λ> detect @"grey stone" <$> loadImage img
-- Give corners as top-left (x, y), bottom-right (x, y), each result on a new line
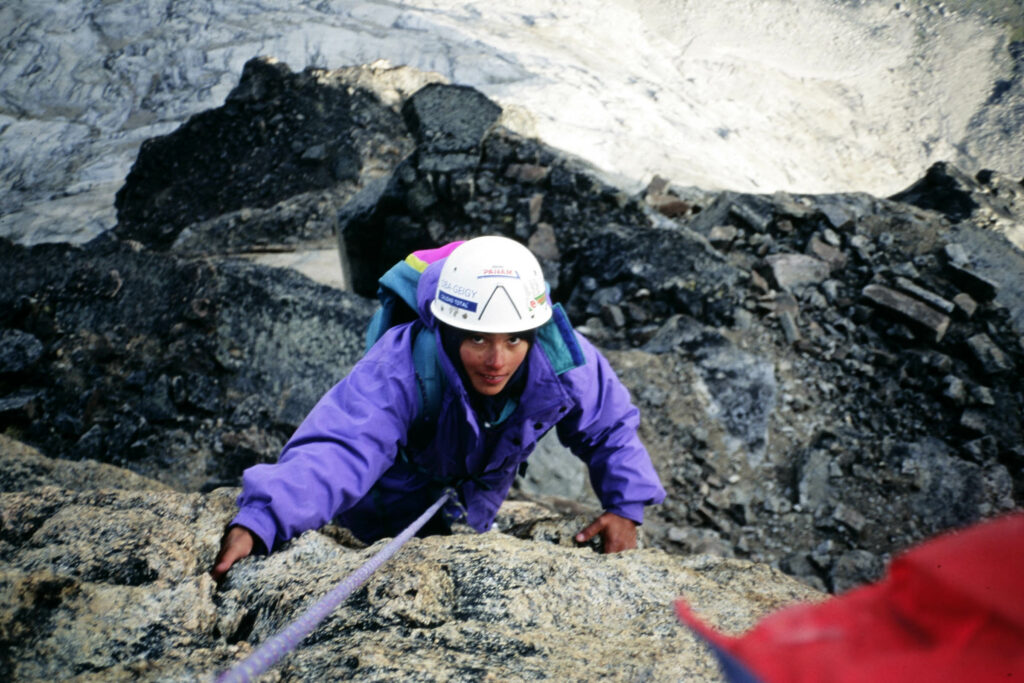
top-left (966, 333), bottom-right (1013, 375)
top-left (515, 431), bottom-right (597, 506)
top-left (806, 233), bottom-right (847, 271)
top-left (861, 284), bottom-right (951, 342)
top-left (953, 292), bottom-right (978, 319)
top-left (625, 302), bottom-right (650, 324)
top-left (962, 435), bottom-right (998, 462)
top-left (732, 308), bottom-right (753, 331)
top-left (0, 389), bottom-right (43, 417)
top-left (750, 269), bottom-right (771, 293)
top-left (894, 276), bottom-right (954, 314)
top-left (729, 202), bottom-right (771, 233)
top-left (779, 309), bottom-right (802, 343)
top-left (402, 83), bottom-right (502, 154)
top-left (971, 384), bottom-right (997, 406)
top-left (848, 234), bottom-right (872, 251)
top-left (601, 303), bottom-right (627, 329)
top-left (944, 243), bottom-right (970, 267)
top-left (765, 253), bottom-right (831, 291)
top-left (709, 224), bottom-right (738, 249)
top-left (0, 329), bottom-right (44, 374)
top-left (945, 262), bottom-right (999, 301)
top-left (809, 539), bottom-right (836, 570)
top-left (586, 286), bottom-right (624, 316)
top-left (506, 163), bottom-right (551, 184)
top-left (798, 450), bottom-right (832, 509)
top-left (832, 503), bottom-right (867, 534)
top-left (830, 550), bottom-right (883, 593)
top-left (645, 175), bottom-right (670, 195)
top-left (941, 375), bottom-right (968, 405)
top-left (891, 261), bottom-right (921, 280)
top-left (418, 152), bottom-right (480, 173)
top-left (818, 202), bottom-right (855, 229)
top-left (300, 143), bottom-right (329, 162)
top-left (527, 193), bottom-right (545, 225)
top-left (528, 222), bottom-right (560, 261)
top-left (821, 228), bottom-right (842, 247)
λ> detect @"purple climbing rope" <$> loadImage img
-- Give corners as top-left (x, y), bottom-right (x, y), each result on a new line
top-left (215, 488), bottom-right (456, 683)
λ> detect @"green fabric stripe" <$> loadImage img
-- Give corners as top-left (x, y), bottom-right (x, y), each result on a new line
top-left (536, 304), bottom-right (585, 375)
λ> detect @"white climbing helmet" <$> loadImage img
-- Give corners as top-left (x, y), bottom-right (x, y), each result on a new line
top-left (430, 236), bottom-right (552, 333)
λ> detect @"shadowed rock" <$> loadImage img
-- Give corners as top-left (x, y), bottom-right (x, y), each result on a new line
top-left (0, 238), bottom-right (375, 491)
top-left (0, 434), bottom-right (171, 494)
top-left (114, 57), bottom-right (414, 250)
top-left (861, 283), bottom-right (952, 342)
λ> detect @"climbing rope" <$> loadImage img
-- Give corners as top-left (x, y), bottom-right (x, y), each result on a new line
top-left (215, 488), bottom-right (456, 683)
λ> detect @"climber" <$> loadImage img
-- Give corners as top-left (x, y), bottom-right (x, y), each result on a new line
top-left (211, 235), bottom-right (665, 581)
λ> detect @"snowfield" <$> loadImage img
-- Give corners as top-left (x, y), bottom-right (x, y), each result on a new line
top-left (1, 0), bottom-right (1021, 244)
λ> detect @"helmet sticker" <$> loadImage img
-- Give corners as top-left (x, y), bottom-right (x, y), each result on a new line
top-left (478, 285), bottom-right (522, 321)
top-left (437, 290), bottom-right (478, 312)
top-left (479, 267), bottom-right (520, 279)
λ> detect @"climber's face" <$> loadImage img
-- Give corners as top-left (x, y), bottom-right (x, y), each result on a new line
top-left (459, 332), bottom-right (529, 396)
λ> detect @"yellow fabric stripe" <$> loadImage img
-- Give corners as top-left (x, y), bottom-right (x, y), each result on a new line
top-left (405, 253), bottom-right (430, 273)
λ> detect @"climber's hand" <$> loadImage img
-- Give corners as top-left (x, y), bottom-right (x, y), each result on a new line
top-left (210, 525), bottom-right (255, 583)
top-left (575, 512), bottom-right (637, 553)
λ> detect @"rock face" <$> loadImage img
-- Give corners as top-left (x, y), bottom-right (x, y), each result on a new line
top-left (0, 236), bottom-right (375, 491)
top-left (0, 60), bottom-right (1022, 678)
top-left (0, 439), bottom-right (820, 681)
top-left (113, 57), bottom-right (422, 253)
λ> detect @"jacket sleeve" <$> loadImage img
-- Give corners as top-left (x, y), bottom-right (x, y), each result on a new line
top-left (231, 326), bottom-right (419, 552)
top-left (555, 333), bottom-right (666, 524)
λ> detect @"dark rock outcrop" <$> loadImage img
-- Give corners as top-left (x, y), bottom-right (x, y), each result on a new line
top-left (114, 57), bottom-right (417, 252)
top-left (0, 235), bottom-right (374, 491)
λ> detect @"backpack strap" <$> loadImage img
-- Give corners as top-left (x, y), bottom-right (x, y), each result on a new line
top-left (365, 260), bottom-right (420, 353)
top-left (410, 322), bottom-right (444, 431)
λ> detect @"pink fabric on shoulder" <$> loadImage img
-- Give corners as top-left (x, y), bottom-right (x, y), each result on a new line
top-left (406, 241), bottom-right (465, 272)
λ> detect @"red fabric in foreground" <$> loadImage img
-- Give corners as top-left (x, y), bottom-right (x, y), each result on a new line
top-left (676, 512), bottom-right (1024, 683)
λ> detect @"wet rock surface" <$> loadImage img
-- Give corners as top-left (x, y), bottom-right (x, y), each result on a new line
top-left (1, 60), bottom-right (1022, 679)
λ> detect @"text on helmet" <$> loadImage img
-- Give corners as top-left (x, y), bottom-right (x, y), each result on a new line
top-left (437, 289), bottom-right (478, 312)
top-left (479, 268), bottom-right (520, 279)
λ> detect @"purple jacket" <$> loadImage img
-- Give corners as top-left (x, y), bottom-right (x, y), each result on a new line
top-left (232, 259), bottom-right (666, 552)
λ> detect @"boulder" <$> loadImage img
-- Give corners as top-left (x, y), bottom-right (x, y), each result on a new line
top-left (861, 284), bottom-right (951, 342)
top-left (114, 57), bottom-right (414, 250)
top-left (966, 333), bottom-right (1013, 376)
top-left (764, 254), bottom-right (831, 291)
top-left (888, 161), bottom-right (980, 222)
top-left (945, 261), bottom-right (1000, 302)
top-left (0, 434), bottom-right (170, 493)
top-left (893, 276), bottom-right (954, 314)
top-left (0, 443), bottom-right (822, 681)
top-left (0, 329), bottom-right (43, 374)
top-left (0, 239), bottom-right (375, 491)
